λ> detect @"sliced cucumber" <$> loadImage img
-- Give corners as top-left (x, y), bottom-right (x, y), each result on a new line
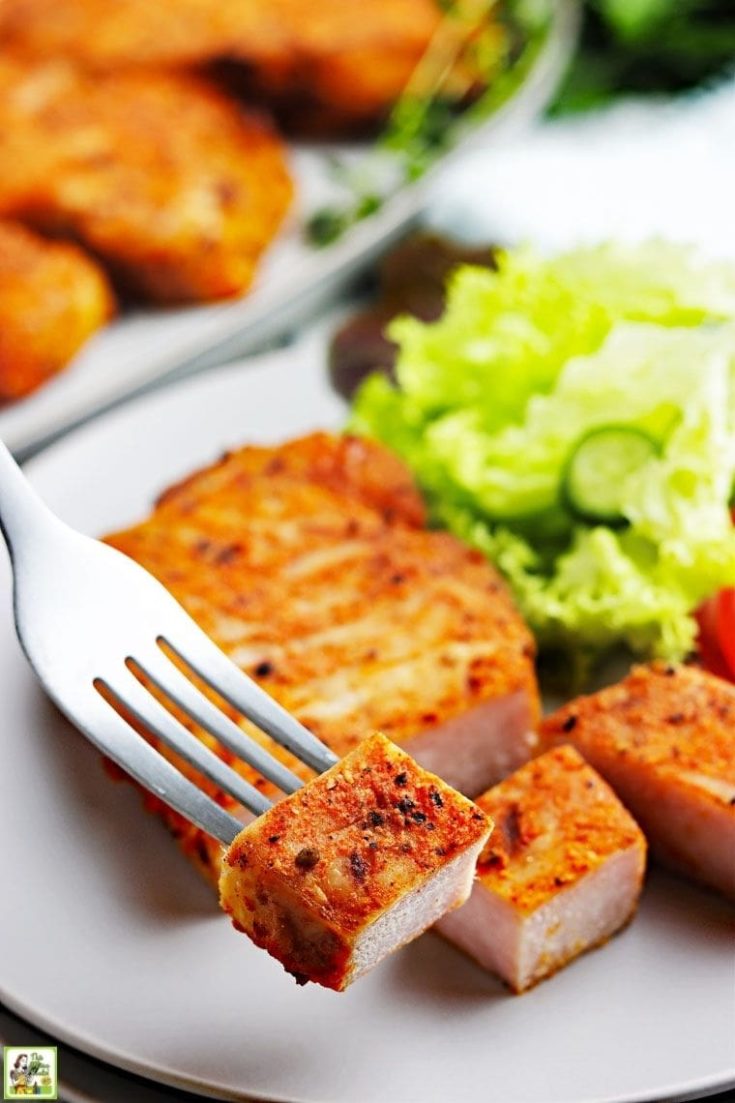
top-left (563, 425), bottom-right (659, 526)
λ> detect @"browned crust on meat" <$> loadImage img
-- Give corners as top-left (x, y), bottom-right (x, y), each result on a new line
top-left (0, 218), bottom-right (115, 402)
top-left (0, 0), bottom-right (489, 135)
top-left (474, 746), bottom-right (646, 915)
top-left (220, 732), bottom-right (491, 989)
top-left (153, 432), bottom-right (427, 529)
top-left (0, 58), bottom-right (293, 302)
top-left (540, 663), bottom-right (735, 809)
top-left (0, 0), bottom-right (251, 70)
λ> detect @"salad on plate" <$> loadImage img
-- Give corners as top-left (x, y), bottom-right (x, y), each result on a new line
top-left (351, 241), bottom-right (735, 680)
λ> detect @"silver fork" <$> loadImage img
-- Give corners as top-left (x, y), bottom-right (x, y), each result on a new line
top-left (0, 440), bottom-right (338, 845)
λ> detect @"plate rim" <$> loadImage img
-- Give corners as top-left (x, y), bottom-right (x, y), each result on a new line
top-left (3, 984), bottom-right (734, 1103)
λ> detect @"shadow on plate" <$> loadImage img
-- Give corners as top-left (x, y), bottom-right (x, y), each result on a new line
top-left (638, 865), bottom-right (735, 941)
top-left (381, 863), bottom-right (735, 1010)
top-left (31, 687), bottom-right (216, 921)
top-left (379, 927), bottom-right (506, 1004)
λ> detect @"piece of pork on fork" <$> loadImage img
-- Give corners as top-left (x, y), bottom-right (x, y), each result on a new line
top-left (541, 662), bottom-right (735, 901)
top-left (436, 746), bottom-right (647, 993)
top-left (220, 732), bottom-right (492, 990)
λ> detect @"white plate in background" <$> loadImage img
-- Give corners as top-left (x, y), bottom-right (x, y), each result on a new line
top-left (0, 346), bottom-right (733, 1103)
top-left (0, 0), bottom-right (577, 459)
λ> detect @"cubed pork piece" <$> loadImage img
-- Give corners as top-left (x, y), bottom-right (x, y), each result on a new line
top-left (219, 732), bottom-right (492, 990)
top-left (541, 662), bottom-right (735, 901)
top-left (436, 745), bottom-right (647, 993)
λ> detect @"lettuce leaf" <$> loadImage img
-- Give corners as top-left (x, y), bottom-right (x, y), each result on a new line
top-left (390, 242), bottom-right (735, 430)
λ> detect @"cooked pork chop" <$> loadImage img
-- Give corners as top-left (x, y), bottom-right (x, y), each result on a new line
top-left (105, 433), bottom-right (539, 878)
top-left (220, 732), bottom-right (492, 990)
top-left (437, 746), bottom-right (647, 992)
top-left (0, 58), bottom-right (292, 303)
top-left (0, 219), bottom-right (114, 402)
top-left (0, 0), bottom-right (249, 70)
top-left (222, 0), bottom-right (477, 136)
top-left (541, 663), bottom-right (735, 901)
top-left (0, 0), bottom-right (483, 135)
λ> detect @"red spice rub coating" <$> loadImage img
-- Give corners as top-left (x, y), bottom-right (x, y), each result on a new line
top-left (474, 745), bottom-right (645, 915)
top-left (220, 732), bottom-right (492, 989)
top-left (541, 663), bottom-right (735, 798)
top-left (0, 58), bottom-right (293, 303)
top-left (540, 662), bottom-right (735, 899)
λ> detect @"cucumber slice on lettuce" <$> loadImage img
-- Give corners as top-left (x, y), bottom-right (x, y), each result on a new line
top-left (563, 426), bottom-right (660, 526)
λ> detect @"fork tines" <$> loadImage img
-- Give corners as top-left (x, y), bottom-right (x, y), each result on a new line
top-left (91, 616), bottom-right (337, 845)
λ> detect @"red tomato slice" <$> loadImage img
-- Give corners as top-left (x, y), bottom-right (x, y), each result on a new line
top-left (695, 594), bottom-right (733, 681)
top-left (715, 588), bottom-right (735, 676)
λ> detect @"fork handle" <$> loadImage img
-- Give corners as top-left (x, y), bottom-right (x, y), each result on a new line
top-left (0, 438), bottom-right (58, 559)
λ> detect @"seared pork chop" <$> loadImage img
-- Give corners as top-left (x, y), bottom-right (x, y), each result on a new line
top-left (105, 433), bottom-right (539, 879)
top-left (0, 219), bottom-right (114, 402)
top-left (0, 0), bottom-right (495, 136)
top-left (0, 58), bottom-right (292, 303)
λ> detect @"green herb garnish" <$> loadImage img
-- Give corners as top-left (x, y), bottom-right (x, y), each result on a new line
top-left (306, 0), bottom-right (553, 248)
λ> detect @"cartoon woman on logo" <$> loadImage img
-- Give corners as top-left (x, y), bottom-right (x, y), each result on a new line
top-left (8, 1053), bottom-right (36, 1096)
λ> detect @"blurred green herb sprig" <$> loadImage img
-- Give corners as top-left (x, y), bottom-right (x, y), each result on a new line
top-left (306, 0), bottom-right (548, 247)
